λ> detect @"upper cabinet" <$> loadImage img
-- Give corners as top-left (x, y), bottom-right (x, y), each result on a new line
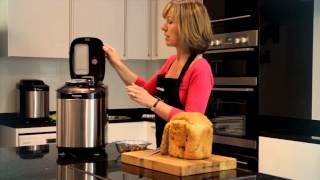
top-left (6, 0), bottom-right (69, 58)
top-left (126, 0), bottom-right (175, 60)
top-left (2, 0), bottom-right (174, 59)
top-left (126, 0), bottom-right (150, 60)
top-left (151, 0), bottom-right (175, 60)
top-left (71, 0), bottom-right (125, 59)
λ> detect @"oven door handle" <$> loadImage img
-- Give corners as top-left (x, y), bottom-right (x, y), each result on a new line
top-left (205, 48), bottom-right (255, 54)
top-left (213, 87), bottom-right (255, 92)
top-left (211, 15), bottom-right (252, 23)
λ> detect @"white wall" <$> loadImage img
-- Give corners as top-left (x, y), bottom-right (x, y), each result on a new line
top-left (313, 0), bottom-right (320, 120)
top-left (0, 57), bottom-right (164, 113)
top-left (259, 136), bottom-right (320, 180)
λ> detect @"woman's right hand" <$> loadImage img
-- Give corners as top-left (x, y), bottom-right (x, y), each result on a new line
top-left (102, 44), bottom-right (138, 85)
top-left (103, 44), bottom-right (121, 66)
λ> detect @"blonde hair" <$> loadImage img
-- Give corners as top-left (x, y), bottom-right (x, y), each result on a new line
top-left (163, 0), bottom-right (213, 54)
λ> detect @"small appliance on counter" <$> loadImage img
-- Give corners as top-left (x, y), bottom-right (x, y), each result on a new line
top-left (57, 37), bottom-right (107, 156)
top-left (17, 79), bottom-right (50, 122)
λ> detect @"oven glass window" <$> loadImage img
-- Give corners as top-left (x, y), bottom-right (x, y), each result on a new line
top-left (206, 90), bottom-right (257, 137)
top-left (210, 93), bottom-right (247, 137)
top-left (206, 51), bottom-right (258, 77)
top-left (204, 0), bottom-right (258, 34)
top-left (204, 0), bottom-right (257, 20)
top-left (212, 95), bottom-right (247, 117)
top-left (210, 58), bottom-right (248, 77)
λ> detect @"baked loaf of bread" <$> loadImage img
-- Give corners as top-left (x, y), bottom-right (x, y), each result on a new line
top-left (160, 112), bottom-right (213, 159)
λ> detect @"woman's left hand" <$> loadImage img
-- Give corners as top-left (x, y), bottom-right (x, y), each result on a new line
top-left (127, 83), bottom-right (156, 108)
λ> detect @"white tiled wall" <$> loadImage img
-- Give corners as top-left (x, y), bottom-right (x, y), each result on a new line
top-left (0, 57), bottom-right (164, 113)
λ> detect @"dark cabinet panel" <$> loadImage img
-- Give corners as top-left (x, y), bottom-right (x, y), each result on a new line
top-left (259, 0), bottom-right (314, 119)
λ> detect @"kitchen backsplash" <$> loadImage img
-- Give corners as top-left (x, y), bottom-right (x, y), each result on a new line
top-left (0, 57), bottom-right (164, 113)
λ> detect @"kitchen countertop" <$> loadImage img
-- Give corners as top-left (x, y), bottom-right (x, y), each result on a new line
top-left (1, 112), bottom-right (319, 144)
top-left (0, 113), bottom-right (56, 128)
top-left (0, 143), bottom-right (285, 180)
top-left (258, 115), bottom-right (320, 145)
top-left (0, 113), bottom-right (154, 128)
top-left (0, 110), bottom-right (155, 128)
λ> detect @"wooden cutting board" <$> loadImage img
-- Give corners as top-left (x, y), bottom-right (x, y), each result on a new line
top-left (121, 150), bottom-right (237, 176)
top-left (122, 163), bottom-right (238, 180)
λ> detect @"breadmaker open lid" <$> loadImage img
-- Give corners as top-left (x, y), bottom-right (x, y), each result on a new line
top-left (69, 37), bottom-right (105, 82)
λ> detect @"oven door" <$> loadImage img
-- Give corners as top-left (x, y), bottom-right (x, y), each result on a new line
top-left (205, 48), bottom-right (259, 89)
top-left (208, 87), bottom-right (257, 130)
top-left (204, 30), bottom-right (259, 82)
top-left (208, 87), bottom-right (259, 170)
top-left (203, 0), bottom-right (258, 34)
top-left (206, 48), bottom-right (258, 79)
top-left (206, 86), bottom-right (258, 148)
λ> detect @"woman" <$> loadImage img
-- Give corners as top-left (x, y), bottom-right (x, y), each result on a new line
top-left (103, 0), bottom-right (214, 147)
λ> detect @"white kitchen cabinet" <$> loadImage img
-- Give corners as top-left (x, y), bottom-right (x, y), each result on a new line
top-left (71, 0), bottom-right (174, 61)
top-left (6, 0), bottom-right (69, 58)
top-left (107, 121), bottom-right (156, 149)
top-left (2, 0), bottom-right (173, 59)
top-left (126, 0), bottom-right (175, 60)
top-left (3, 0), bottom-right (125, 59)
top-left (151, 0), bottom-right (175, 60)
top-left (71, 0), bottom-right (125, 59)
top-left (259, 136), bottom-right (320, 180)
top-left (126, 0), bottom-right (150, 59)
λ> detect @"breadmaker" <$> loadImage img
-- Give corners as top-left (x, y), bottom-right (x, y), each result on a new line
top-left (56, 37), bottom-right (107, 155)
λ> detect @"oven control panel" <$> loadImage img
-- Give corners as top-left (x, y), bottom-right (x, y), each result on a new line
top-left (209, 30), bottom-right (258, 49)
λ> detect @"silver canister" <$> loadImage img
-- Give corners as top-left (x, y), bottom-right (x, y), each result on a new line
top-left (18, 80), bottom-right (49, 119)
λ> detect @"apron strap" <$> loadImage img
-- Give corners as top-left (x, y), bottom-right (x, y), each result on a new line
top-left (178, 53), bottom-right (197, 82)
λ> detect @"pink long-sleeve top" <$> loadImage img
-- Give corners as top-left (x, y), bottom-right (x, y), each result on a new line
top-left (135, 55), bottom-right (214, 120)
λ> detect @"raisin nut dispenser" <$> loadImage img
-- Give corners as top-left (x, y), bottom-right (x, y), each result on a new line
top-left (57, 37), bottom-right (107, 155)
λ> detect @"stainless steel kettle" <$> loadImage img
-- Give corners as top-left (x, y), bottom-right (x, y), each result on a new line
top-left (56, 37), bottom-right (107, 155)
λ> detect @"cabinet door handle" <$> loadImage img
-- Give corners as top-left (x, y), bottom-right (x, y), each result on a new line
top-left (147, 0), bottom-right (152, 57)
top-left (155, 0), bottom-right (159, 57)
top-left (124, 0), bottom-right (128, 58)
top-left (69, 0), bottom-right (74, 42)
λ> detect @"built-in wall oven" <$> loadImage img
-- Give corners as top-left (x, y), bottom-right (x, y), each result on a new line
top-left (204, 0), bottom-right (259, 170)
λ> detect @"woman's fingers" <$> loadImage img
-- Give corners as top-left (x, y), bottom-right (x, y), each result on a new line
top-left (102, 45), bottom-right (111, 58)
top-left (126, 84), bottom-right (155, 108)
top-left (126, 84), bottom-right (137, 99)
top-left (127, 83), bottom-right (143, 99)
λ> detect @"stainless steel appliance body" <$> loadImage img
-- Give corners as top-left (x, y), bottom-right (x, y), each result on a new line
top-left (56, 37), bottom-right (107, 154)
top-left (57, 84), bottom-right (106, 148)
top-left (18, 80), bottom-right (49, 119)
top-left (23, 91), bottom-right (49, 118)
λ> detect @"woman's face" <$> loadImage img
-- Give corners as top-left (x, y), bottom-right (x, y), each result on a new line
top-left (162, 11), bottom-right (180, 47)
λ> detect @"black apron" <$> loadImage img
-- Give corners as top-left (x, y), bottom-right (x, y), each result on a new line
top-left (154, 53), bottom-right (197, 147)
